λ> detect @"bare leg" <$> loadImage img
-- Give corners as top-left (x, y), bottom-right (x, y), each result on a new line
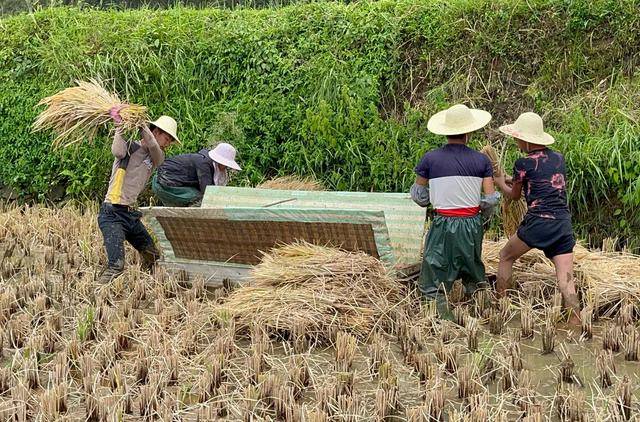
top-left (496, 235), bottom-right (531, 297)
top-left (552, 253), bottom-right (581, 325)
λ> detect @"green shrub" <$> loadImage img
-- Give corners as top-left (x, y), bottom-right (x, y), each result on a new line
top-left (1, 0), bottom-right (639, 247)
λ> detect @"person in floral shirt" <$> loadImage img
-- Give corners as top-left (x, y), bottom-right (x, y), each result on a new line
top-left (493, 112), bottom-right (580, 325)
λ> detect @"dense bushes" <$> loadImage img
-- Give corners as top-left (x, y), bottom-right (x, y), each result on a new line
top-left (1, 0), bottom-right (639, 246)
top-left (1, 0), bottom-right (308, 16)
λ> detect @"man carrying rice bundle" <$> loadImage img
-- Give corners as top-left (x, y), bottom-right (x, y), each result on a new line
top-left (151, 143), bottom-right (241, 207)
top-left (493, 112), bottom-right (581, 325)
top-left (411, 104), bottom-right (500, 316)
top-left (97, 112), bottom-right (180, 284)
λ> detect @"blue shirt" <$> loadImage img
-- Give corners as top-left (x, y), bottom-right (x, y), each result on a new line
top-left (415, 144), bottom-right (493, 214)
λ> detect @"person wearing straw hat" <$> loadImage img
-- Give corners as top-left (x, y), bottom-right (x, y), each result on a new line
top-left (411, 104), bottom-right (500, 314)
top-left (97, 113), bottom-right (180, 285)
top-left (493, 112), bottom-right (581, 325)
top-left (152, 143), bottom-right (241, 207)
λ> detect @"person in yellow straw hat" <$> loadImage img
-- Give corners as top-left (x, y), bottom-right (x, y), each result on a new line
top-left (493, 112), bottom-right (581, 325)
top-left (411, 104), bottom-right (500, 316)
top-left (97, 111), bottom-right (180, 284)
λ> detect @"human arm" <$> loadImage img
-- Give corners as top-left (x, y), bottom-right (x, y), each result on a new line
top-left (480, 177), bottom-right (501, 216)
top-left (109, 106), bottom-right (128, 159)
top-left (140, 125), bottom-right (165, 167)
top-left (480, 158), bottom-right (500, 217)
top-left (494, 175), bottom-right (522, 200)
top-left (495, 160), bottom-right (524, 200)
top-left (482, 176), bottom-right (496, 195)
top-left (410, 176), bottom-right (430, 207)
top-left (196, 160), bottom-right (215, 193)
top-left (411, 154), bottom-right (432, 207)
top-left (111, 127), bottom-right (128, 159)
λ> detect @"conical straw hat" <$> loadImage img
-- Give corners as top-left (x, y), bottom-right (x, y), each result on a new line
top-left (499, 112), bottom-right (554, 146)
top-left (149, 115), bottom-right (180, 143)
top-left (427, 104), bottom-right (492, 136)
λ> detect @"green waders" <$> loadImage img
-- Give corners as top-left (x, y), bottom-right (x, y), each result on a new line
top-left (419, 214), bottom-right (486, 317)
top-left (151, 174), bottom-right (202, 207)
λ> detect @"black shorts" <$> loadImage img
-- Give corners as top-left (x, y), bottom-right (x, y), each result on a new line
top-left (517, 214), bottom-right (575, 259)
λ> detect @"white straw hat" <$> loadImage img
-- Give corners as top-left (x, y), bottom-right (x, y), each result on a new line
top-left (499, 112), bottom-right (555, 146)
top-left (209, 143), bottom-right (241, 171)
top-left (427, 104), bottom-right (492, 136)
top-left (149, 115), bottom-right (180, 144)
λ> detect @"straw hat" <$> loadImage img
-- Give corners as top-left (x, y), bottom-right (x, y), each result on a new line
top-left (427, 104), bottom-right (492, 136)
top-left (209, 143), bottom-right (241, 171)
top-left (499, 112), bottom-right (555, 146)
top-left (149, 116), bottom-right (180, 143)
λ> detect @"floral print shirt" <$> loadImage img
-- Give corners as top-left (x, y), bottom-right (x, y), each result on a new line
top-left (512, 148), bottom-right (570, 220)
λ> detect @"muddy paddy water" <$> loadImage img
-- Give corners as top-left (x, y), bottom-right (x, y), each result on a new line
top-left (214, 310), bottom-right (640, 421)
top-left (0, 205), bottom-right (638, 421)
top-left (0, 250), bottom-right (638, 420)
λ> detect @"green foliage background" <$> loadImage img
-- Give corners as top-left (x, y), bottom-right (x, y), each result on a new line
top-left (1, 0), bottom-right (639, 247)
top-left (0, 0), bottom-right (308, 16)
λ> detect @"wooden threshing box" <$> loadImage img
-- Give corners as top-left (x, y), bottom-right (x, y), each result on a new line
top-left (142, 187), bottom-right (425, 285)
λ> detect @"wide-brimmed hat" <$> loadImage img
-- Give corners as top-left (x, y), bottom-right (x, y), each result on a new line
top-left (209, 143), bottom-right (241, 171)
top-left (427, 104), bottom-right (492, 136)
top-left (149, 116), bottom-right (180, 144)
top-left (499, 112), bottom-right (555, 146)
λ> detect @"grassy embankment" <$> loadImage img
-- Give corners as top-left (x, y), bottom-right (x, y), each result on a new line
top-left (0, 0), bottom-right (639, 247)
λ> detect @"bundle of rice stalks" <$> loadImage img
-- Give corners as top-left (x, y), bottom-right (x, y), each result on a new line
top-left (574, 250), bottom-right (640, 316)
top-left (218, 241), bottom-right (402, 341)
top-left (555, 384), bottom-right (587, 422)
top-left (480, 145), bottom-right (503, 178)
top-left (33, 79), bottom-right (148, 148)
top-left (615, 376), bottom-right (633, 421)
top-left (501, 197), bottom-right (528, 239)
top-left (466, 317), bottom-right (479, 352)
top-left (480, 145), bottom-right (527, 238)
top-left (257, 175), bottom-right (325, 191)
top-left (521, 300), bottom-right (535, 339)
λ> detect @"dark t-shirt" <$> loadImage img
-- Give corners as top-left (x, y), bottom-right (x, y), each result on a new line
top-left (415, 144), bottom-right (493, 180)
top-left (414, 144), bottom-right (492, 212)
top-left (512, 148), bottom-right (570, 220)
top-left (156, 148), bottom-right (216, 193)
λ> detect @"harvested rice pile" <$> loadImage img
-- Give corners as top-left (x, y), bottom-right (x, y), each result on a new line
top-left (257, 175), bottom-right (325, 191)
top-left (33, 79), bottom-right (148, 148)
top-left (220, 241), bottom-right (402, 340)
top-left (483, 239), bottom-right (640, 315)
top-left (480, 145), bottom-right (527, 238)
top-left (574, 249), bottom-right (640, 317)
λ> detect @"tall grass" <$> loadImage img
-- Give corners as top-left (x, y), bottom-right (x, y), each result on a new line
top-left (552, 81), bottom-right (640, 249)
top-left (0, 0), bottom-right (639, 246)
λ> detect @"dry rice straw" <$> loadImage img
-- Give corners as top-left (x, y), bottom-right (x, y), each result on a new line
top-left (257, 175), bottom-right (325, 191)
top-left (483, 238), bottom-right (640, 315)
top-left (33, 79), bottom-right (148, 148)
top-left (480, 145), bottom-right (527, 238)
top-left (218, 241), bottom-right (402, 340)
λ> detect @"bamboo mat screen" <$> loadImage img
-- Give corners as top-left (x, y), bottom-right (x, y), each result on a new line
top-left (156, 216), bottom-right (379, 265)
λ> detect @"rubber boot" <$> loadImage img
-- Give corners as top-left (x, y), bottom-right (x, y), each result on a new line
top-left (97, 260), bottom-right (124, 285)
top-left (435, 295), bottom-right (454, 321)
